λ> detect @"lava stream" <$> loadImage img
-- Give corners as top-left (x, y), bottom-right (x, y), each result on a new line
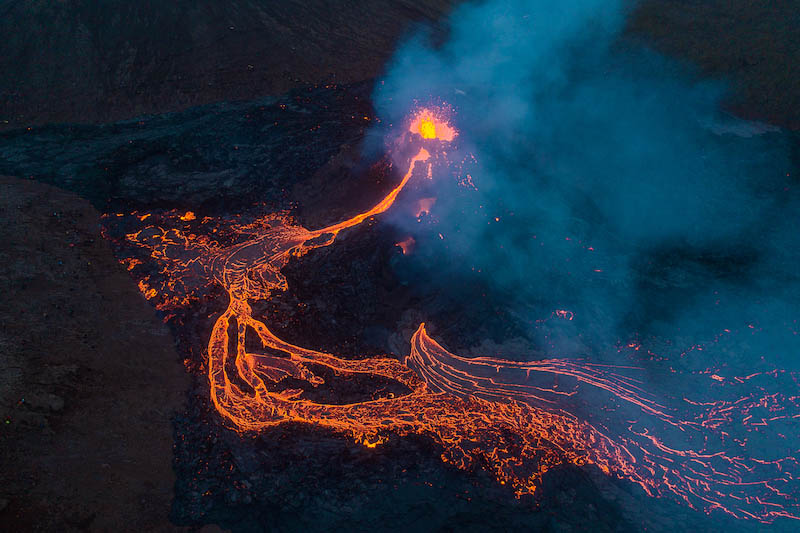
top-left (112, 108), bottom-right (799, 524)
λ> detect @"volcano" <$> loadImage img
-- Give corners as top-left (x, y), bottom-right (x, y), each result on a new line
top-left (2, 2), bottom-right (800, 532)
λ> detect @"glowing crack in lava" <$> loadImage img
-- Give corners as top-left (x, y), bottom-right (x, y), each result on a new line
top-left (111, 108), bottom-right (799, 524)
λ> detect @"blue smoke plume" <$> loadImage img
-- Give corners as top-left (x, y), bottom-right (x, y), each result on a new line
top-left (372, 0), bottom-right (798, 375)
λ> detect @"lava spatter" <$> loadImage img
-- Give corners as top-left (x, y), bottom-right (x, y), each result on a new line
top-left (409, 108), bottom-right (457, 142)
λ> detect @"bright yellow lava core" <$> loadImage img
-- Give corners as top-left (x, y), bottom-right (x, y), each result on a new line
top-left (419, 119), bottom-right (436, 139)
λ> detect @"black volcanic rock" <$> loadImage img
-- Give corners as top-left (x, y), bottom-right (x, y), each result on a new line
top-left (0, 83), bottom-right (376, 214)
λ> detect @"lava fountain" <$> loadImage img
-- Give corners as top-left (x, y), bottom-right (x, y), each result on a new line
top-left (109, 107), bottom-right (799, 524)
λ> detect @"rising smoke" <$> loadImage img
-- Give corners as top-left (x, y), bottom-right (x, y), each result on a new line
top-left (372, 0), bottom-right (799, 375)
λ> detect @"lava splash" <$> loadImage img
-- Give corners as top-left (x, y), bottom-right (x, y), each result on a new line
top-left (108, 108), bottom-right (799, 524)
top-left (409, 108), bottom-right (457, 142)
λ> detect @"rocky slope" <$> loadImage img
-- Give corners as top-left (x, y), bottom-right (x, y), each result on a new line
top-left (0, 175), bottom-right (189, 531)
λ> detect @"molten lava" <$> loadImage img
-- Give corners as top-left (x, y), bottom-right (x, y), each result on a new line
top-left (419, 119), bottom-right (436, 139)
top-left (110, 108), bottom-right (800, 524)
top-left (409, 108), bottom-right (456, 142)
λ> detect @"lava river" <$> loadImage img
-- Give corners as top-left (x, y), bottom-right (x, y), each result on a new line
top-left (109, 109), bottom-right (799, 524)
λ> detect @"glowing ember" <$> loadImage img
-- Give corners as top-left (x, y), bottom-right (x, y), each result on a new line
top-left (414, 197), bottom-right (436, 219)
top-left (110, 109), bottom-right (800, 524)
top-left (396, 236), bottom-right (415, 255)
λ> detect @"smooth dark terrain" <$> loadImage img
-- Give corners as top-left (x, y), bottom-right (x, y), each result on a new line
top-left (0, 1), bottom-right (798, 531)
top-left (0, 0), bottom-right (453, 130)
top-left (1, 1), bottom-right (798, 131)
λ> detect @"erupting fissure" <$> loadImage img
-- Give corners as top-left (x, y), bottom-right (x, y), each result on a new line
top-left (111, 108), bottom-right (799, 524)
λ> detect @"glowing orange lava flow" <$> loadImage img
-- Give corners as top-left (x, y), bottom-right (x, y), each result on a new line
top-left (112, 110), bottom-right (799, 524)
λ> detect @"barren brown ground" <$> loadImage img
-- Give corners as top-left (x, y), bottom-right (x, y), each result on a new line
top-left (0, 176), bottom-right (189, 531)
